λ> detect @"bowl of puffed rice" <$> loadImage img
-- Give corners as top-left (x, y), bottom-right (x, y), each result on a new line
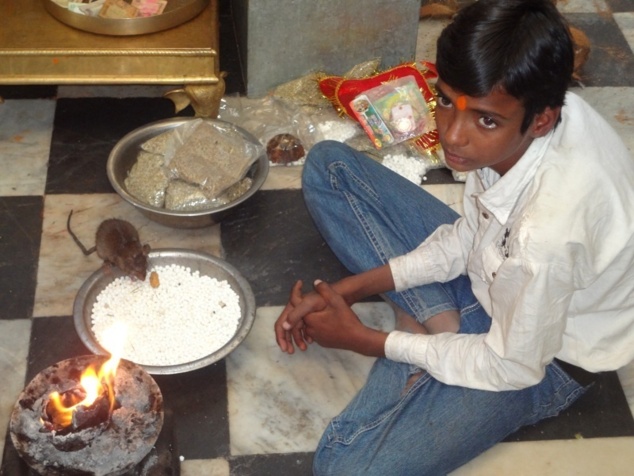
top-left (73, 248), bottom-right (256, 374)
top-left (107, 117), bottom-right (268, 229)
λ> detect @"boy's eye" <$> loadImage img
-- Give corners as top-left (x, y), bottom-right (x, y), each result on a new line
top-left (436, 94), bottom-right (452, 108)
top-left (478, 116), bottom-right (498, 129)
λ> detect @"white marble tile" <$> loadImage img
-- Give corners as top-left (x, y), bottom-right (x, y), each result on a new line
top-left (0, 99), bottom-right (55, 196)
top-left (33, 193), bottom-right (222, 318)
top-left (423, 182), bottom-right (465, 215)
top-left (451, 437), bottom-right (634, 475)
top-left (555, 0), bottom-right (610, 13)
top-left (614, 12), bottom-right (634, 55)
top-left (181, 458), bottom-right (230, 476)
top-left (262, 164), bottom-right (303, 190)
top-left (0, 319), bottom-right (31, 463)
top-left (226, 302), bottom-right (395, 455)
top-left (571, 86), bottom-right (634, 155)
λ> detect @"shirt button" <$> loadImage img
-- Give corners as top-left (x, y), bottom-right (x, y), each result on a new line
top-left (492, 272), bottom-right (497, 278)
top-left (482, 212), bottom-right (489, 219)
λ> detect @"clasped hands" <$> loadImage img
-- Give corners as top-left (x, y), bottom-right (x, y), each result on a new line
top-left (274, 279), bottom-right (388, 357)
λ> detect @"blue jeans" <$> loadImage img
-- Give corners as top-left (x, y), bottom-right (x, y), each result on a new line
top-left (302, 141), bottom-right (586, 476)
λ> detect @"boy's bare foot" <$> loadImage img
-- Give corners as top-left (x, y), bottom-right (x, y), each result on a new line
top-left (394, 308), bottom-right (429, 334)
top-left (387, 302), bottom-right (460, 395)
top-left (389, 300), bottom-right (460, 335)
top-left (424, 309), bottom-right (460, 334)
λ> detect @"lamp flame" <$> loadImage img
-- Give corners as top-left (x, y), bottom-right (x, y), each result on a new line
top-left (45, 323), bottom-right (127, 430)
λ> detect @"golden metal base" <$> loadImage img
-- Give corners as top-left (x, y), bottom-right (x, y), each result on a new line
top-left (164, 73), bottom-right (227, 118)
top-left (0, 0), bottom-right (222, 117)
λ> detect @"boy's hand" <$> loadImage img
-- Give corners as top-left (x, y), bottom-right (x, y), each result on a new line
top-left (304, 280), bottom-right (387, 357)
top-left (275, 274), bottom-right (389, 357)
top-left (274, 280), bottom-right (324, 354)
top-left (299, 280), bottom-right (363, 351)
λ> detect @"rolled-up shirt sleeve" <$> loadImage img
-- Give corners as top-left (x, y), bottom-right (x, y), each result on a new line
top-left (389, 213), bottom-right (476, 292)
top-left (385, 257), bottom-right (575, 391)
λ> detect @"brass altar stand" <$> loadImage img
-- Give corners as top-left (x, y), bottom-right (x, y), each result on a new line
top-left (0, 0), bottom-right (224, 117)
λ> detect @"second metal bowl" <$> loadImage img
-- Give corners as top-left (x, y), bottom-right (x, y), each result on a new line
top-left (107, 117), bottom-right (268, 229)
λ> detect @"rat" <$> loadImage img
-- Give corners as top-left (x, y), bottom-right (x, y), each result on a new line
top-left (66, 210), bottom-right (150, 281)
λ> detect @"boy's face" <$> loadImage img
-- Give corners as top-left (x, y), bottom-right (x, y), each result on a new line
top-left (434, 79), bottom-right (554, 176)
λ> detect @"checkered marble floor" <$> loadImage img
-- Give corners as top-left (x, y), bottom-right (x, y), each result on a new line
top-left (2, 1), bottom-right (634, 475)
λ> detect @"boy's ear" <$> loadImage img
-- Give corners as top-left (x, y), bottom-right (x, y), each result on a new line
top-left (530, 106), bottom-right (561, 137)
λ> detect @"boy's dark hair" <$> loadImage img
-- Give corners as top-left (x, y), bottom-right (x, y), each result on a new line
top-left (436, 0), bottom-right (574, 133)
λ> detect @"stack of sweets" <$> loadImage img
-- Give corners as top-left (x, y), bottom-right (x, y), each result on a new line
top-left (52, 0), bottom-right (168, 18)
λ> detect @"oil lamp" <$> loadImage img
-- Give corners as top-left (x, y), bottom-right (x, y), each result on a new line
top-left (9, 324), bottom-right (164, 476)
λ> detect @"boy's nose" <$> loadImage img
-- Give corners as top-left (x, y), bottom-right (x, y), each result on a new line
top-left (442, 116), bottom-right (469, 148)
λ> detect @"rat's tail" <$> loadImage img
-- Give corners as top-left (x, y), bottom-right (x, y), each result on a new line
top-left (67, 210), bottom-right (96, 256)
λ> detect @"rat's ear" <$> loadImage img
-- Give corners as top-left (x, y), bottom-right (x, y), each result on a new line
top-left (530, 106), bottom-right (560, 138)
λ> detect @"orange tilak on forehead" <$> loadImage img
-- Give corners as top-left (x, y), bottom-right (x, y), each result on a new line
top-left (455, 95), bottom-right (468, 111)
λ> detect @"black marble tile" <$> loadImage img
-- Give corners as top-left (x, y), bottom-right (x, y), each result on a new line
top-left (506, 371), bottom-right (634, 442)
top-left (0, 86), bottom-right (58, 100)
top-left (607, 0), bottom-right (634, 12)
top-left (423, 166), bottom-right (457, 184)
top-left (142, 408), bottom-right (180, 476)
top-left (220, 190), bottom-right (352, 307)
top-left (26, 315), bottom-right (92, 381)
top-left (219, 0), bottom-right (245, 96)
top-left (0, 196), bottom-right (43, 320)
top-left (0, 442), bottom-right (33, 476)
top-left (153, 363), bottom-right (230, 461)
top-left (45, 97), bottom-right (190, 195)
top-left (229, 452), bottom-right (314, 476)
top-left (565, 12), bottom-right (634, 87)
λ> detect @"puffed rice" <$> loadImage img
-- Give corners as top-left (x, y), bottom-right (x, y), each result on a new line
top-left (382, 153), bottom-right (429, 185)
top-left (91, 264), bottom-right (241, 367)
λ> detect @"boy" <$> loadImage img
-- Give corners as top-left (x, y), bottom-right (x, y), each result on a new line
top-left (274, 0), bottom-right (634, 474)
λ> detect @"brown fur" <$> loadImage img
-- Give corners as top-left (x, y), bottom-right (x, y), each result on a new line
top-left (67, 210), bottom-right (150, 281)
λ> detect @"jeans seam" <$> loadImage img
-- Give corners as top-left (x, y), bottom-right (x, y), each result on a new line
top-left (327, 160), bottom-right (461, 323)
top-left (345, 189), bottom-right (457, 321)
top-left (330, 162), bottom-right (389, 266)
top-left (327, 372), bottom-right (433, 447)
top-left (526, 363), bottom-right (587, 422)
top-left (461, 300), bottom-right (482, 316)
top-left (345, 189), bottom-right (389, 262)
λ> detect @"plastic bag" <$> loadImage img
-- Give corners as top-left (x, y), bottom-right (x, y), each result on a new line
top-left (350, 75), bottom-right (434, 149)
top-left (218, 96), bottom-right (322, 166)
top-left (125, 119), bottom-right (264, 211)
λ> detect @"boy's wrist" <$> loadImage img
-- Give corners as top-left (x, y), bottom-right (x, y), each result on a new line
top-left (352, 328), bottom-right (388, 358)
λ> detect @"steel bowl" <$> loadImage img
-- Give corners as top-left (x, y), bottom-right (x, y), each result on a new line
top-left (107, 117), bottom-right (268, 228)
top-left (73, 248), bottom-right (256, 374)
top-left (43, 0), bottom-right (210, 36)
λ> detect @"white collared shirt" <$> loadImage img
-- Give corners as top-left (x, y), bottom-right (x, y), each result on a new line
top-left (386, 92), bottom-right (634, 391)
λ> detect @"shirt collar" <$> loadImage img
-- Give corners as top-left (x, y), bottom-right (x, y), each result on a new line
top-left (474, 130), bottom-right (554, 224)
